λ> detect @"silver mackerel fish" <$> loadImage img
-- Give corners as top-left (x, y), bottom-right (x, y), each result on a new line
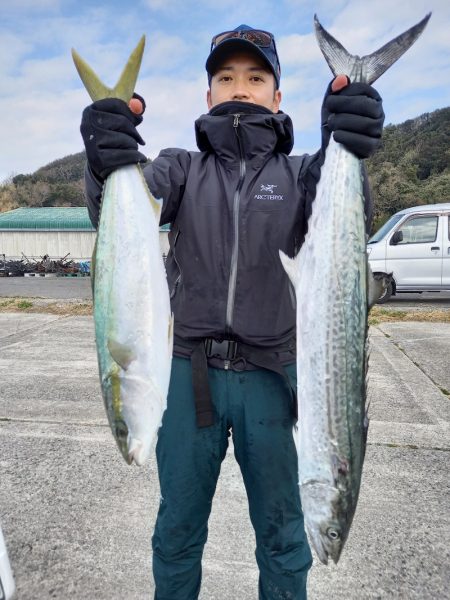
top-left (72, 38), bottom-right (173, 466)
top-left (280, 14), bottom-right (430, 563)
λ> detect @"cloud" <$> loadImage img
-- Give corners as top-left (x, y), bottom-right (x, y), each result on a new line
top-left (277, 32), bottom-right (321, 68)
top-left (0, 32), bottom-right (32, 77)
top-left (0, 0), bottom-right (449, 182)
top-left (136, 74), bottom-right (208, 158)
top-left (144, 33), bottom-right (191, 72)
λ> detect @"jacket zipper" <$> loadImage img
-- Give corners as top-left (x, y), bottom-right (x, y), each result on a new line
top-left (225, 114), bottom-right (246, 333)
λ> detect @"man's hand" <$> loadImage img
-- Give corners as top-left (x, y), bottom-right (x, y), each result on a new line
top-left (321, 75), bottom-right (385, 159)
top-left (80, 93), bottom-right (147, 180)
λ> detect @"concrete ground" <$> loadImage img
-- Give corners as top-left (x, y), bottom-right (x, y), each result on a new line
top-left (0, 308), bottom-right (449, 599)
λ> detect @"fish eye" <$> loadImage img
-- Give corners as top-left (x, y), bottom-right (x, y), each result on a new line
top-left (326, 527), bottom-right (341, 541)
top-left (115, 421), bottom-right (128, 440)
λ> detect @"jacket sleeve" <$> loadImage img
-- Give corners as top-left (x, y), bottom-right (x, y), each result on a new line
top-left (84, 148), bottom-right (191, 229)
top-left (84, 164), bottom-right (104, 230)
top-left (298, 149), bottom-right (373, 236)
top-left (142, 148), bottom-right (191, 226)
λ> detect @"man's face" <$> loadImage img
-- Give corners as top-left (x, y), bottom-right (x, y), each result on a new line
top-left (207, 51), bottom-right (281, 113)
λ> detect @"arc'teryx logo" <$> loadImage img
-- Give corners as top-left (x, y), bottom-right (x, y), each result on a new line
top-left (254, 183), bottom-right (284, 201)
top-left (260, 184), bottom-right (277, 193)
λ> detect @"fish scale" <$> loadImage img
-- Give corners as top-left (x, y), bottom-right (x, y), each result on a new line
top-left (280, 13), bottom-right (430, 563)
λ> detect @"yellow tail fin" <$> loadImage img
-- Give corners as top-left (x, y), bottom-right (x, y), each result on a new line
top-left (72, 36), bottom-right (145, 102)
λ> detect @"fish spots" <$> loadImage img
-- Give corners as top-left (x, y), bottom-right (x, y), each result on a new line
top-left (332, 454), bottom-right (349, 480)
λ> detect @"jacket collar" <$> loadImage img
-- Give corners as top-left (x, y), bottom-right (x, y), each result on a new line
top-left (194, 101), bottom-right (294, 166)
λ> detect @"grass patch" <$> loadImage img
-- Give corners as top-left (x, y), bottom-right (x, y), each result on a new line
top-left (17, 300), bottom-right (33, 309)
top-left (0, 298), bottom-right (16, 307)
top-left (369, 306), bottom-right (450, 325)
top-left (0, 298), bottom-right (92, 315)
top-left (42, 302), bottom-right (93, 316)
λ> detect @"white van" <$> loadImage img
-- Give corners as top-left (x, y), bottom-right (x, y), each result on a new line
top-left (367, 203), bottom-right (450, 302)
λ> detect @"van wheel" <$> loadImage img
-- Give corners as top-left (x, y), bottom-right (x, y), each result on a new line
top-left (377, 280), bottom-right (394, 304)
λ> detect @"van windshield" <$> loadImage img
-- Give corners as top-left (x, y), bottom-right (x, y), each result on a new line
top-left (368, 214), bottom-right (403, 243)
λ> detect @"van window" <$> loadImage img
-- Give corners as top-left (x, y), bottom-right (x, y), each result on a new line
top-left (395, 215), bottom-right (438, 244)
top-left (448, 216), bottom-right (450, 241)
top-left (368, 214), bottom-right (403, 243)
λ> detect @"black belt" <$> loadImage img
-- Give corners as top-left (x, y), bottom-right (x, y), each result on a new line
top-left (180, 337), bottom-right (297, 428)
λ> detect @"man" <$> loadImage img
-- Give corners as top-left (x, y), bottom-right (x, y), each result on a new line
top-left (81, 25), bottom-right (384, 600)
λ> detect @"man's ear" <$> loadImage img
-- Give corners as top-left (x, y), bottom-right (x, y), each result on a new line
top-left (273, 89), bottom-right (282, 113)
top-left (207, 88), bottom-right (212, 110)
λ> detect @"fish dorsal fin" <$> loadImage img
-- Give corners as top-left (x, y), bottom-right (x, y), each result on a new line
top-left (314, 13), bottom-right (431, 84)
top-left (72, 36), bottom-right (145, 102)
top-left (107, 338), bottom-right (137, 370)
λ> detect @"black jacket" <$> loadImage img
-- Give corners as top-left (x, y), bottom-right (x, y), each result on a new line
top-left (85, 101), bottom-right (372, 349)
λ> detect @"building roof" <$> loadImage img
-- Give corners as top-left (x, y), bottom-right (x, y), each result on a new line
top-left (0, 208), bottom-right (171, 231)
top-left (0, 208), bottom-right (95, 230)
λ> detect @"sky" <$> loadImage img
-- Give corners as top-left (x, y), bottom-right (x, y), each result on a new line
top-left (0, 0), bottom-right (449, 183)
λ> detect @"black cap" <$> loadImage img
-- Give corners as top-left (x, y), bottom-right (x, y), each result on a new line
top-left (206, 25), bottom-right (281, 89)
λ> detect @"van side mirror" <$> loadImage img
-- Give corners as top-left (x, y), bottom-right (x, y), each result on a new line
top-left (391, 230), bottom-right (403, 245)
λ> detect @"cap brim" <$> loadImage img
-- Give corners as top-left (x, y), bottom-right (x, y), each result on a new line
top-left (206, 38), bottom-right (276, 81)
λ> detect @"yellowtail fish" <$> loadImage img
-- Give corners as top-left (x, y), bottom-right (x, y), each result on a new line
top-left (72, 38), bottom-right (173, 466)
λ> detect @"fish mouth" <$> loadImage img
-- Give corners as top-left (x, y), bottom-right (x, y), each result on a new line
top-left (305, 522), bottom-right (329, 565)
top-left (328, 543), bottom-right (343, 565)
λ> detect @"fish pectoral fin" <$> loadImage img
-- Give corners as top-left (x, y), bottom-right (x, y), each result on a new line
top-left (168, 314), bottom-right (174, 357)
top-left (107, 338), bottom-right (137, 371)
top-left (279, 250), bottom-right (300, 287)
top-left (72, 35), bottom-right (145, 103)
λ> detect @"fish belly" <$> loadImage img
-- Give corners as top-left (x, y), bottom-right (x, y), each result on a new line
top-left (94, 165), bottom-right (172, 463)
top-left (295, 139), bottom-right (367, 499)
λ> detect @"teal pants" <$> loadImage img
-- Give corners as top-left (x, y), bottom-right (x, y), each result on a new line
top-left (152, 357), bottom-right (312, 600)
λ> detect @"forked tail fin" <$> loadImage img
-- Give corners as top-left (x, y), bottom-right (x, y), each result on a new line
top-left (314, 14), bottom-right (431, 84)
top-left (72, 36), bottom-right (145, 102)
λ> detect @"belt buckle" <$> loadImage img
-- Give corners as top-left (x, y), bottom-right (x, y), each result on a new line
top-left (205, 338), bottom-right (225, 359)
top-left (204, 338), bottom-right (238, 361)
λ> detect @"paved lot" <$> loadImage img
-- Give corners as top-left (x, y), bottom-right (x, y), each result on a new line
top-left (0, 286), bottom-right (449, 599)
top-left (0, 277), bottom-right (92, 301)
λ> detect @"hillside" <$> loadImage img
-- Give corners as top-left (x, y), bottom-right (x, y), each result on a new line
top-left (1, 107), bottom-right (449, 233)
top-left (0, 153), bottom-right (86, 213)
top-left (366, 107), bottom-right (450, 231)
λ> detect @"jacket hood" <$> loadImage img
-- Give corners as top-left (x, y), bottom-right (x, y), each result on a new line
top-left (195, 101), bottom-right (294, 163)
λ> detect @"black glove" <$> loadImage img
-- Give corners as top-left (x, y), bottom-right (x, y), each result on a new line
top-left (80, 95), bottom-right (147, 180)
top-left (321, 78), bottom-right (385, 159)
